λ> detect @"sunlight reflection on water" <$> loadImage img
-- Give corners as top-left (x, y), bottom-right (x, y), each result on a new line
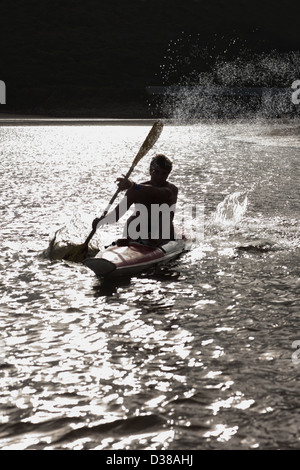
top-left (0, 120), bottom-right (299, 449)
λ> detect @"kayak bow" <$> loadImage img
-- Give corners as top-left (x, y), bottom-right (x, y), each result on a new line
top-left (83, 238), bottom-right (187, 278)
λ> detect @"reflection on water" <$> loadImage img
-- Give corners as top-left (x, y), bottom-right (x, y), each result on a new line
top-left (0, 120), bottom-right (299, 449)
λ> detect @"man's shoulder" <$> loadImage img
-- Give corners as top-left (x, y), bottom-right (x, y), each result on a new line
top-left (166, 181), bottom-right (178, 193)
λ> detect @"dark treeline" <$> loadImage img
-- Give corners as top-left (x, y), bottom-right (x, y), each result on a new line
top-left (1, 0), bottom-right (299, 117)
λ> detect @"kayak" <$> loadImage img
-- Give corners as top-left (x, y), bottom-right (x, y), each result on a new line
top-left (83, 238), bottom-right (187, 278)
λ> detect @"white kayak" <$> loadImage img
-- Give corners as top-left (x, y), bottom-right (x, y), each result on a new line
top-left (83, 238), bottom-right (187, 278)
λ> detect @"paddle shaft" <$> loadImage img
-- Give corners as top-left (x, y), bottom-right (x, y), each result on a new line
top-left (83, 120), bottom-right (163, 246)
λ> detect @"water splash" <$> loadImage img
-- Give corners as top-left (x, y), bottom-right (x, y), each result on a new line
top-left (213, 191), bottom-right (248, 227)
top-left (155, 33), bottom-right (300, 120)
top-left (43, 212), bottom-right (99, 261)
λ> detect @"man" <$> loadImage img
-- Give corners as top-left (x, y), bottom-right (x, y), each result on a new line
top-left (92, 154), bottom-right (178, 246)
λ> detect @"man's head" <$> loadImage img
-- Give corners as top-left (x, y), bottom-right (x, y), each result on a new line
top-left (150, 154), bottom-right (173, 186)
top-left (150, 154), bottom-right (173, 173)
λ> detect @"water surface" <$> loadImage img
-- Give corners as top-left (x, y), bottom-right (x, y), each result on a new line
top-left (0, 119), bottom-right (299, 449)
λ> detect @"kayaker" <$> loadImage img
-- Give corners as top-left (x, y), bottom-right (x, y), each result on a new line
top-left (92, 154), bottom-right (178, 246)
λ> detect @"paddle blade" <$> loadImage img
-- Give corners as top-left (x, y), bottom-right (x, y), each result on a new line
top-left (62, 243), bottom-right (89, 263)
top-left (132, 120), bottom-right (164, 168)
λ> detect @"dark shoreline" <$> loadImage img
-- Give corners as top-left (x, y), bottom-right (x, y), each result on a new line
top-left (1, 112), bottom-right (299, 126)
top-left (0, 115), bottom-right (157, 126)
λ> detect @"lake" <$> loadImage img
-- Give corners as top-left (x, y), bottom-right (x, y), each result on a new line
top-left (0, 118), bottom-right (299, 449)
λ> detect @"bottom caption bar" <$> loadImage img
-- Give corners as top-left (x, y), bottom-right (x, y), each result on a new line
top-left (98, 451), bottom-right (197, 468)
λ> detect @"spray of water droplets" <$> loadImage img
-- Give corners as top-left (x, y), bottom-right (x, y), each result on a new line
top-left (153, 32), bottom-right (300, 120)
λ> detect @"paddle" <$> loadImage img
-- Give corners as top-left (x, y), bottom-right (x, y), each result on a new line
top-left (62, 120), bottom-right (164, 263)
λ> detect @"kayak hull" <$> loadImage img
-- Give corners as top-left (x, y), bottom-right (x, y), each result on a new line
top-left (83, 239), bottom-right (187, 278)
